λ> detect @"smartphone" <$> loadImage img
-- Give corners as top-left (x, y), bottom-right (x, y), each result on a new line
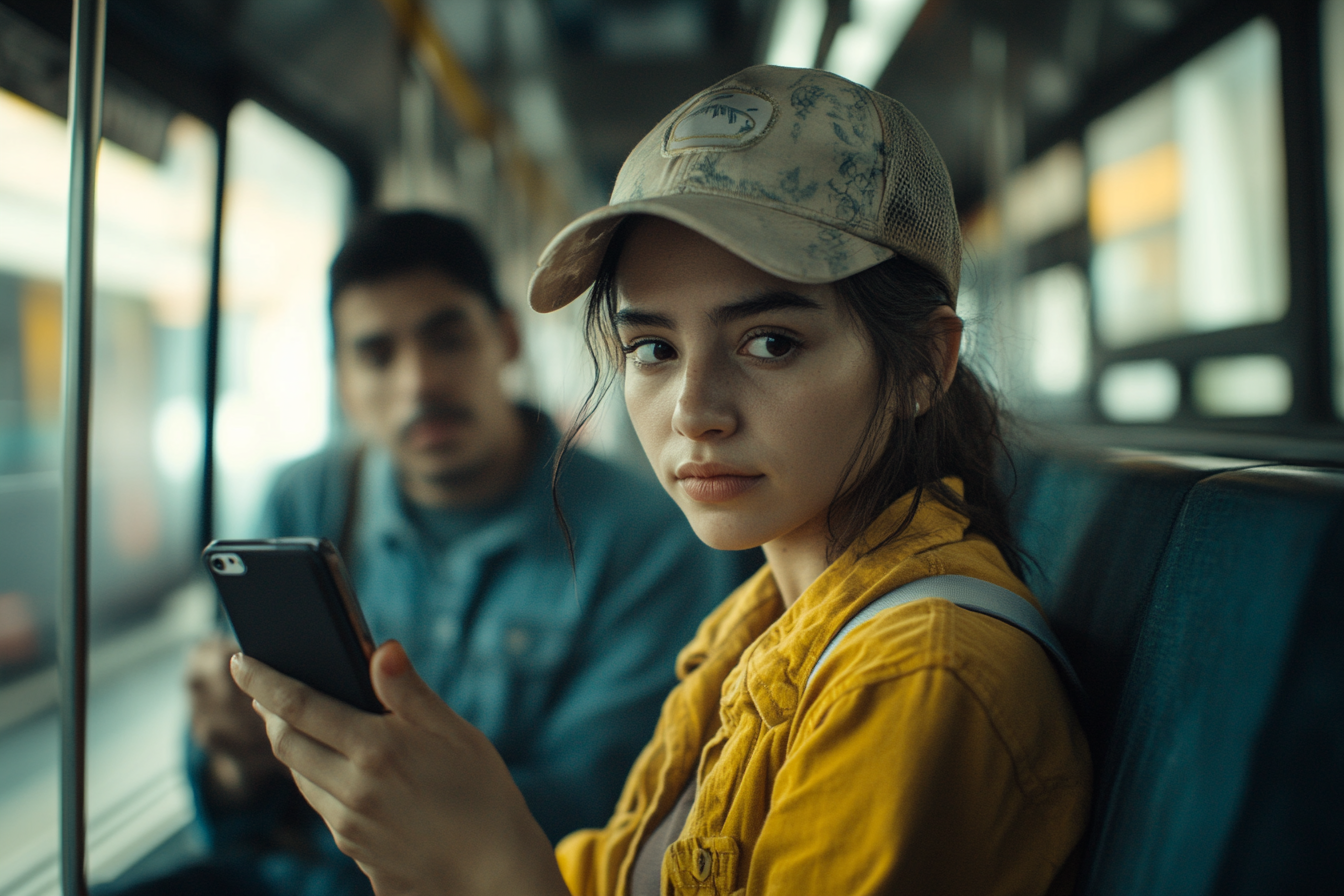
top-left (202, 537), bottom-right (383, 713)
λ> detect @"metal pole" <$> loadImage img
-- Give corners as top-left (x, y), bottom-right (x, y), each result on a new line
top-left (59, 0), bottom-right (106, 893)
top-left (201, 116), bottom-right (228, 550)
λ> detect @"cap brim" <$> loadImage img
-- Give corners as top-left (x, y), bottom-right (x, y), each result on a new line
top-left (528, 192), bottom-right (894, 312)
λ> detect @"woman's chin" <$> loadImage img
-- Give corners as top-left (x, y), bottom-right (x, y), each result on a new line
top-left (684, 515), bottom-right (775, 553)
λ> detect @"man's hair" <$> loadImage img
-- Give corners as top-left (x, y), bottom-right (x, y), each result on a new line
top-left (329, 210), bottom-right (503, 316)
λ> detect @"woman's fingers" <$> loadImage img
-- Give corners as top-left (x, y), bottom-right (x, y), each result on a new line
top-left (291, 769), bottom-right (343, 820)
top-left (251, 698), bottom-right (349, 793)
top-left (290, 770), bottom-right (376, 863)
top-left (230, 653), bottom-right (368, 756)
top-left (233, 645), bottom-right (569, 895)
top-left (369, 641), bottom-right (464, 738)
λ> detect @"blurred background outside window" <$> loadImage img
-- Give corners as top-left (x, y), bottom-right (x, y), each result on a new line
top-left (214, 100), bottom-right (350, 538)
top-left (0, 81), bottom-right (219, 892)
top-left (1086, 18), bottom-right (1287, 350)
top-left (1097, 359), bottom-right (1181, 423)
top-left (1016, 263), bottom-right (1091, 400)
top-left (969, 15), bottom-right (1291, 426)
top-left (1086, 17), bottom-right (1288, 422)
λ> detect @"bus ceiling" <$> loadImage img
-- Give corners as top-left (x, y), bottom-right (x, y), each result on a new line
top-left (0, 0), bottom-right (1283, 216)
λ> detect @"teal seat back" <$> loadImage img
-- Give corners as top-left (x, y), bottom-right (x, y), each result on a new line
top-left (1012, 451), bottom-right (1257, 755)
top-left (1079, 466), bottom-right (1344, 895)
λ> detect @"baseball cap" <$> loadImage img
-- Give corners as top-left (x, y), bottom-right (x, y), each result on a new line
top-left (528, 64), bottom-right (962, 313)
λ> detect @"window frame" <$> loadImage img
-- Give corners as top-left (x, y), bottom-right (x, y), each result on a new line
top-left (1016, 0), bottom-right (1335, 440)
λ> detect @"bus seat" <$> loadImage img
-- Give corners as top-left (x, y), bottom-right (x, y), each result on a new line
top-left (1078, 466), bottom-right (1344, 895)
top-left (1011, 450), bottom-right (1260, 755)
top-left (999, 439), bottom-right (1050, 534)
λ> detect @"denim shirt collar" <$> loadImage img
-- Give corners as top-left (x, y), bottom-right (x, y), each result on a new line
top-left (354, 408), bottom-right (562, 563)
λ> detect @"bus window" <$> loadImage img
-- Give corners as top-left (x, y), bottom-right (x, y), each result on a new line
top-left (1086, 17), bottom-right (1288, 351)
top-left (0, 90), bottom-right (66, 484)
top-left (1097, 359), bottom-right (1182, 423)
top-left (0, 83), bottom-right (219, 889)
top-left (961, 140), bottom-right (1091, 421)
top-left (985, 15), bottom-right (1292, 425)
top-left (1191, 354), bottom-right (1293, 417)
top-left (214, 100), bottom-right (350, 539)
top-left (1325, 0), bottom-right (1344, 417)
top-left (0, 89), bottom-right (217, 670)
top-left (1017, 263), bottom-right (1091, 406)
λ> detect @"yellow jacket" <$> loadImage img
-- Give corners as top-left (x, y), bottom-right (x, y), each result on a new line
top-left (556, 482), bottom-right (1092, 895)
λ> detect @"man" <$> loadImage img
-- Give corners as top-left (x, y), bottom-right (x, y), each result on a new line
top-left (172, 211), bottom-right (754, 896)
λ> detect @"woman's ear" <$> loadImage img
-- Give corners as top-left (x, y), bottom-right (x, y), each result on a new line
top-left (919, 305), bottom-right (963, 414)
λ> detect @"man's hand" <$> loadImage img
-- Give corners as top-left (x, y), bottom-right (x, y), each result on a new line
top-left (187, 635), bottom-right (287, 804)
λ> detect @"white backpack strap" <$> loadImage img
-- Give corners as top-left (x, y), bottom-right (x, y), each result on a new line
top-left (806, 575), bottom-right (1085, 706)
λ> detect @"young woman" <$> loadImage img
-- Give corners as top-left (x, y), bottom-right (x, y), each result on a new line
top-left (233, 65), bottom-right (1091, 896)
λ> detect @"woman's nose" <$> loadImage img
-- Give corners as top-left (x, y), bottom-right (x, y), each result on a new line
top-left (671, 357), bottom-right (738, 440)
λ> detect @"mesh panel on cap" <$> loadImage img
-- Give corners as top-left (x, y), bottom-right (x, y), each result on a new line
top-left (869, 91), bottom-right (962, 300)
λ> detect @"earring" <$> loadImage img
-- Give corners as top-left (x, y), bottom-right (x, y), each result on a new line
top-left (914, 401), bottom-right (921, 415)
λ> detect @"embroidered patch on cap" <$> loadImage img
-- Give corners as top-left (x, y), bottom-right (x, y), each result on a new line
top-left (664, 88), bottom-right (777, 154)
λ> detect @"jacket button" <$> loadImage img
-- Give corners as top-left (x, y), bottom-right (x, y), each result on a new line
top-left (693, 847), bottom-right (712, 881)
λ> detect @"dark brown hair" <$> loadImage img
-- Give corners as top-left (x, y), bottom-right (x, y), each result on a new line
top-left (552, 216), bottom-right (1023, 579)
top-left (330, 210), bottom-right (502, 316)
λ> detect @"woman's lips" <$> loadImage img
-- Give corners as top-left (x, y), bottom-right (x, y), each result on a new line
top-left (675, 464), bottom-right (763, 503)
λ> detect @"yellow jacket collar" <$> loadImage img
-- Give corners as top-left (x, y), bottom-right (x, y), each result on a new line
top-left (734, 478), bottom-right (980, 727)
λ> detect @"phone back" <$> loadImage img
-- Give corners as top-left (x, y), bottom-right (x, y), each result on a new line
top-left (203, 538), bottom-right (382, 713)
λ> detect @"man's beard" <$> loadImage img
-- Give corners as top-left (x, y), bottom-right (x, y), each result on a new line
top-left (425, 459), bottom-right (495, 490)
top-left (396, 403), bottom-right (475, 446)
top-left (397, 403), bottom-right (488, 488)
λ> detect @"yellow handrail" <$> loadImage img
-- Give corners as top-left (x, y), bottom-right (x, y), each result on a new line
top-left (378, 0), bottom-right (496, 142)
top-left (375, 0), bottom-right (571, 228)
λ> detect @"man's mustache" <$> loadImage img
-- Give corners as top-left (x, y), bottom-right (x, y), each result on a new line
top-left (398, 405), bottom-right (475, 444)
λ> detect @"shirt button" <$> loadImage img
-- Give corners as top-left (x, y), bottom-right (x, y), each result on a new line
top-left (505, 626), bottom-right (531, 656)
top-left (432, 618), bottom-right (459, 646)
top-left (692, 847), bottom-right (712, 881)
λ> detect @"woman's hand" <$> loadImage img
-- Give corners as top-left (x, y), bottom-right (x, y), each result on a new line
top-left (231, 641), bottom-right (570, 896)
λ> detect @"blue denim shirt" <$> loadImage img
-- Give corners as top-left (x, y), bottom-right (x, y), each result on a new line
top-left (190, 415), bottom-right (759, 895)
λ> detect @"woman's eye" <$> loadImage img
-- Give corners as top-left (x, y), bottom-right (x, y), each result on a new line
top-left (626, 340), bottom-right (676, 364)
top-left (742, 334), bottom-right (797, 360)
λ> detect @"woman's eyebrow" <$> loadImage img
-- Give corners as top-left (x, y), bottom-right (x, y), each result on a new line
top-left (710, 291), bottom-right (823, 324)
top-left (613, 308), bottom-right (676, 330)
top-left (613, 291), bottom-right (822, 330)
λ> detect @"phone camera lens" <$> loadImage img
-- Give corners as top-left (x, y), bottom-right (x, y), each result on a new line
top-left (212, 558), bottom-right (226, 571)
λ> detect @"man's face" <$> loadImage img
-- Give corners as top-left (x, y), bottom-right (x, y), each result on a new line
top-left (333, 269), bottom-right (520, 494)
